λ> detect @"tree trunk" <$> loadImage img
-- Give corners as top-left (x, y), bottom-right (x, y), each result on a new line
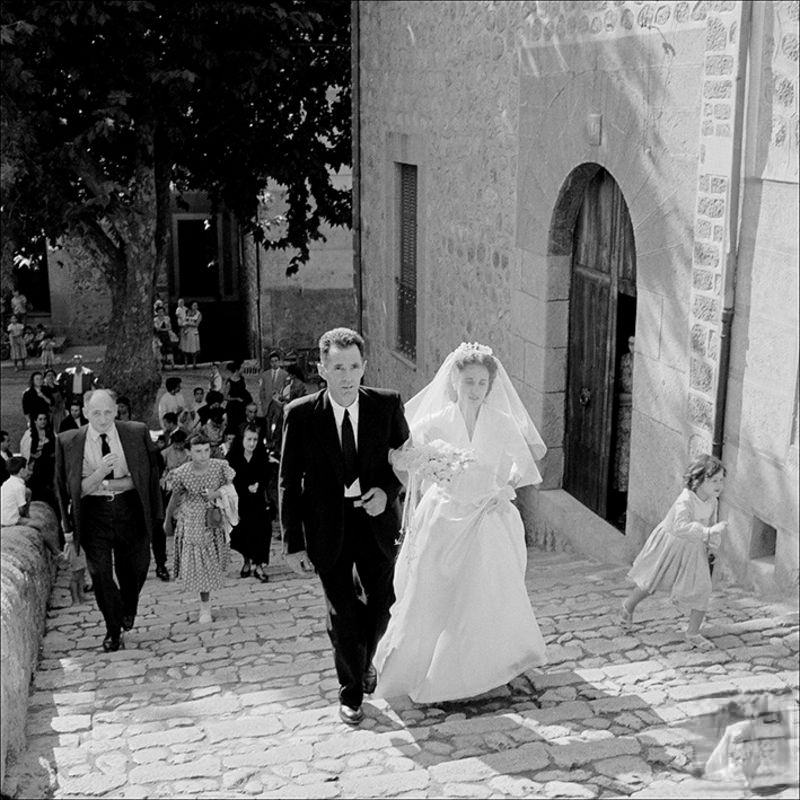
top-left (98, 158), bottom-right (162, 422)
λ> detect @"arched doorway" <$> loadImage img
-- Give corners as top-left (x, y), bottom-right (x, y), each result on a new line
top-left (563, 168), bottom-right (636, 529)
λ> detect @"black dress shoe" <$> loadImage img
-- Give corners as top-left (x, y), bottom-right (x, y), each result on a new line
top-left (253, 566), bottom-right (270, 583)
top-left (240, 564), bottom-right (252, 578)
top-left (339, 703), bottom-right (364, 726)
top-left (121, 615), bottom-right (135, 631)
top-left (102, 633), bottom-right (123, 652)
top-left (362, 664), bottom-right (377, 694)
top-left (155, 565), bottom-right (170, 581)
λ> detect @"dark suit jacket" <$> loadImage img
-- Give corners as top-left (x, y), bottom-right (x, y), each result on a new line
top-left (279, 387), bottom-right (410, 570)
top-left (57, 367), bottom-right (96, 402)
top-left (55, 421), bottom-right (163, 550)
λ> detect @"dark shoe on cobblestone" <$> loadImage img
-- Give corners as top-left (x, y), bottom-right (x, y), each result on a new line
top-left (156, 565), bottom-right (170, 581)
top-left (121, 615), bottom-right (135, 631)
top-left (102, 633), bottom-right (123, 652)
top-left (339, 703), bottom-right (364, 726)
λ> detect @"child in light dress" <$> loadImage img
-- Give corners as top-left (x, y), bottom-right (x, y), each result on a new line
top-left (621, 453), bottom-right (728, 649)
top-left (40, 332), bottom-right (56, 368)
top-left (163, 432), bottom-right (237, 624)
top-left (7, 315), bottom-right (26, 371)
top-left (63, 537), bottom-right (87, 605)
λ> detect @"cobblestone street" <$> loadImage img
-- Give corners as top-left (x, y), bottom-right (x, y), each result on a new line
top-left (4, 539), bottom-right (798, 799)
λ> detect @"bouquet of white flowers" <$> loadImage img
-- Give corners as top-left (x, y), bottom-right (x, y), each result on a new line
top-left (392, 439), bottom-right (476, 547)
top-left (392, 438), bottom-right (476, 486)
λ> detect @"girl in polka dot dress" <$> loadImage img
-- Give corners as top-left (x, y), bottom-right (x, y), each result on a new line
top-left (164, 432), bottom-right (236, 623)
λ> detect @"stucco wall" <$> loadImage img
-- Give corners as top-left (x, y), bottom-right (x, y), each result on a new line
top-left (242, 171), bottom-right (356, 359)
top-left (0, 502), bottom-right (59, 793)
top-left (722, 0), bottom-right (799, 592)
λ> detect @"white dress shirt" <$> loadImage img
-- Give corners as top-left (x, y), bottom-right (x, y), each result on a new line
top-left (328, 393), bottom-right (361, 497)
top-left (72, 368), bottom-right (85, 397)
top-left (1, 475), bottom-right (27, 526)
top-left (83, 424), bottom-right (130, 495)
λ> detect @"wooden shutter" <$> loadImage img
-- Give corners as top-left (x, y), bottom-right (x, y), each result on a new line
top-left (396, 164), bottom-right (417, 360)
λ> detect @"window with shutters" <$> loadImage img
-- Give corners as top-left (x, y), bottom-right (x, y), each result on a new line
top-left (396, 163), bottom-right (418, 361)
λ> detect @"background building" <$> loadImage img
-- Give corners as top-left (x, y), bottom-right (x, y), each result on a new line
top-left (355, 0), bottom-right (798, 597)
top-left (19, 171), bottom-right (355, 362)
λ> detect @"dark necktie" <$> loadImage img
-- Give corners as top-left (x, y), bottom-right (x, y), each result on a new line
top-left (341, 409), bottom-right (358, 488)
top-left (100, 433), bottom-right (113, 479)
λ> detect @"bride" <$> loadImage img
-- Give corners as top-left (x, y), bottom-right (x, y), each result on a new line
top-left (374, 342), bottom-right (548, 703)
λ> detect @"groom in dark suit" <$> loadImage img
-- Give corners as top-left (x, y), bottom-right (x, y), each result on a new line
top-left (55, 389), bottom-right (163, 652)
top-left (280, 327), bottom-right (410, 725)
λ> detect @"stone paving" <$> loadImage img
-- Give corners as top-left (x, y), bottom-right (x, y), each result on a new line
top-left (4, 535), bottom-right (799, 799)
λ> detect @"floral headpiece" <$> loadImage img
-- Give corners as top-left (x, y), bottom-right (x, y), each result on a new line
top-left (453, 342), bottom-right (493, 359)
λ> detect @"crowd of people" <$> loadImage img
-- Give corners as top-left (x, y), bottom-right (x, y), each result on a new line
top-left (0, 346), bottom-right (320, 623)
top-left (0, 322), bottom-right (740, 739)
top-left (153, 295), bottom-right (202, 368)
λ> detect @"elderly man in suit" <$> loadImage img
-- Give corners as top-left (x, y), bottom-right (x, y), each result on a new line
top-left (57, 354), bottom-right (97, 406)
top-left (280, 328), bottom-right (409, 725)
top-left (56, 389), bottom-right (163, 652)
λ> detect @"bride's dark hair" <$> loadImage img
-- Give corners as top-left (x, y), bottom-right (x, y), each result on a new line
top-left (452, 350), bottom-right (498, 393)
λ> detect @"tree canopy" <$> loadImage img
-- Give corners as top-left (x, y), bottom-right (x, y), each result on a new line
top-left (1, 0), bottom-right (351, 413)
top-left (2, 0), bottom-right (351, 273)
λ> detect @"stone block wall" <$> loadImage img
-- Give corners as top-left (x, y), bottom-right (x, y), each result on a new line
top-left (359, 1), bottom-right (798, 589)
top-left (0, 502), bottom-right (59, 793)
top-left (358, 1), bottom-right (709, 550)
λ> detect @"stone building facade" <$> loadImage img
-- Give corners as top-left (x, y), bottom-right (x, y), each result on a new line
top-left (38, 179), bottom-right (355, 364)
top-left (356, 0), bottom-right (799, 595)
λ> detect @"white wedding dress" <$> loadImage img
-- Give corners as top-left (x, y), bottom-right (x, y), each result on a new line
top-left (374, 402), bottom-right (547, 703)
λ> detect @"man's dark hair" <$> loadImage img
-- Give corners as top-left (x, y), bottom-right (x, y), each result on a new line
top-left (165, 377), bottom-right (182, 393)
top-left (7, 456), bottom-right (27, 475)
top-left (162, 412), bottom-right (178, 426)
top-left (170, 430), bottom-right (188, 445)
top-left (319, 327), bottom-right (365, 361)
top-left (206, 390), bottom-right (224, 406)
top-left (268, 351), bottom-right (281, 360)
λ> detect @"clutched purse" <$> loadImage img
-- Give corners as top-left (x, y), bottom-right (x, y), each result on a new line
top-left (205, 505), bottom-right (224, 528)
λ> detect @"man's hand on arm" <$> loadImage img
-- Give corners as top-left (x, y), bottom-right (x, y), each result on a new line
top-left (360, 487), bottom-right (387, 517)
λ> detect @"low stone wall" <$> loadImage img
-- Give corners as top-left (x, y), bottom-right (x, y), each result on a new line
top-left (0, 502), bottom-right (59, 794)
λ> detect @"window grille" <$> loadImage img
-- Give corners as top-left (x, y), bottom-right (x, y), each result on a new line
top-left (396, 163), bottom-right (417, 360)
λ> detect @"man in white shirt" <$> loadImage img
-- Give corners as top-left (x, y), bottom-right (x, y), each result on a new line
top-left (55, 389), bottom-right (163, 652)
top-left (157, 377), bottom-right (187, 423)
top-left (1, 457), bottom-right (32, 527)
top-left (279, 328), bottom-right (409, 726)
top-left (57, 354), bottom-right (97, 405)
top-left (259, 351), bottom-right (288, 412)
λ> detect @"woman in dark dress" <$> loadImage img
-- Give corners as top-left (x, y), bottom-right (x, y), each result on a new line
top-left (42, 368), bottom-right (64, 432)
top-left (224, 361), bottom-right (252, 430)
top-left (25, 411), bottom-right (58, 517)
top-left (22, 371), bottom-right (53, 419)
top-left (226, 425), bottom-right (274, 582)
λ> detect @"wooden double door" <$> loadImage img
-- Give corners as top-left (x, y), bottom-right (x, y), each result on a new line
top-left (564, 168), bottom-right (636, 521)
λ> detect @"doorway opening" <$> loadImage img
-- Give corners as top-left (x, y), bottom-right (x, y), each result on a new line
top-left (563, 167), bottom-right (637, 528)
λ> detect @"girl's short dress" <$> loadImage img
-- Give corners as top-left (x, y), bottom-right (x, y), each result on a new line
top-left (8, 323), bottom-right (26, 360)
top-left (627, 488), bottom-right (717, 611)
top-left (172, 459), bottom-right (235, 592)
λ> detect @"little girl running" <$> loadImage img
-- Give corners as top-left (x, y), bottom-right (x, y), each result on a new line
top-left (621, 453), bottom-right (728, 649)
